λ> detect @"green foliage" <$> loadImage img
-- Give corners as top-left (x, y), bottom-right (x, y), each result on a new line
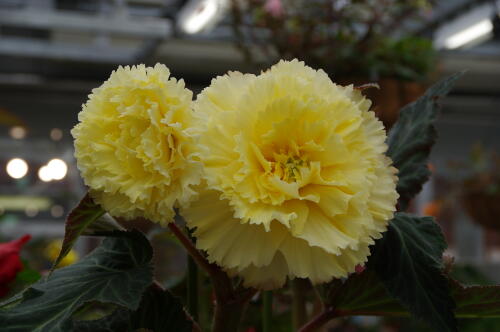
top-left (0, 231), bottom-right (153, 332)
top-left (74, 308), bottom-right (130, 332)
top-left (326, 270), bottom-right (407, 317)
top-left (346, 72), bottom-right (467, 331)
top-left (130, 285), bottom-right (192, 332)
top-left (375, 37), bottom-right (436, 82)
top-left (367, 213), bottom-right (456, 331)
top-left (387, 72), bottom-right (464, 210)
top-left (52, 193), bottom-right (105, 269)
top-left (14, 270), bottom-right (40, 285)
top-left (322, 72), bottom-right (500, 332)
top-left (325, 269), bottom-right (500, 319)
top-left (15, 261), bottom-right (41, 284)
top-left (453, 280), bottom-right (500, 318)
top-left (324, 265), bottom-right (500, 325)
top-left (74, 286), bottom-right (193, 332)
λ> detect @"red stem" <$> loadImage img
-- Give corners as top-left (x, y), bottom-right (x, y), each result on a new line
top-left (297, 307), bottom-right (337, 332)
top-left (192, 321), bottom-right (202, 332)
top-left (168, 221), bottom-right (257, 332)
top-left (168, 222), bottom-right (239, 300)
top-left (168, 223), bottom-right (216, 276)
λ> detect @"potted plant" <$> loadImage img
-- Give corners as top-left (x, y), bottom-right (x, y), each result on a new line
top-left (461, 145), bottom-right (500, 231)
top-left (230, 0), bottom-right (436, 127)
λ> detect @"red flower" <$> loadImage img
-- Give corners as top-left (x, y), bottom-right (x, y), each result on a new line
top-left (0, 235), bottom-right (31, 297)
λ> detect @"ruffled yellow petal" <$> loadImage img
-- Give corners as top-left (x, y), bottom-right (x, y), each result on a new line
top-left (184, 189), bottom-right (287, 269)
top-left (72, 64), bottom-right (201, 224)
top-left (183, 189), bottom-right (372, 289)
top-left (231, 252), bottom-right (288, 290)
top-left (186, 59), bottom-right (399, 289)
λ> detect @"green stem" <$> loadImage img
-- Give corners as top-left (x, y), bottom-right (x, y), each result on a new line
top-left (262, 291), bottom-right (273, 332)
top-left (187, 255), bottom-right (199, 322)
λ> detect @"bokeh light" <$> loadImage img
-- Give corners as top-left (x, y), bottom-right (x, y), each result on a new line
top-left (9, 126), bottom-right (26, 139)
top-left (38, 159), bottom-right (68, 182)
top-left (6, 158), bottom-right (28, 179)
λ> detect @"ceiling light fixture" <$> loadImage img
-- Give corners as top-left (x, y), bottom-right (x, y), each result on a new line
top-left (444, 18), bottom-right (494, 49)
top-left (178, 0), bottom-right (224, 34)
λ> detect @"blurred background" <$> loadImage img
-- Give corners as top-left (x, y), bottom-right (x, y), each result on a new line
top-left (0, 0), bottom-right (499, 331)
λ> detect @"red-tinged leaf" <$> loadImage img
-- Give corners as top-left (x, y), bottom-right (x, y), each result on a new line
top-left (52, 193), bottom-right (105, 270)
top-left (324, 270), bottom-right (500, 320)
top-left (452, 280), bottom-right (500, 318)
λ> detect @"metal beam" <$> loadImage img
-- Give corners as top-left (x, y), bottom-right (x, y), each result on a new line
top-left (0, 9), bottom-right (172, 38)
top-left (0, 37), bottom-right (136, 63)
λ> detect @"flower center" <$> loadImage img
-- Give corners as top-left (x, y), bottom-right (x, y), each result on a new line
top-left (273, 154), bottom-right (306, 183)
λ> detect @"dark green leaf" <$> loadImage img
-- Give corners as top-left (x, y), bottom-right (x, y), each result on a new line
top-left (387, 72), bottom-right (464, 209)
top-left (74, 286), bottom-right (193, 332)
top-left (0, 230), bottom-right (153, 332)
top-left (82, 214), bottom-right (125, 236)
top-left (326, 270), bottom-right (408, 317)
top-left (130, 285), bottom-right (193, 332)
top-left (52, 193), bottom-right (105, 269)
top-left (453, 280), bottom-right (500, 318)
top-left (0, 294), bottom-right (23, 310)
top-left (367, 213), bottom-right (457, 331)
top-left (325, 270), bottom-right (500, 319)
top-left (73, 308), bottom-right (130, 332)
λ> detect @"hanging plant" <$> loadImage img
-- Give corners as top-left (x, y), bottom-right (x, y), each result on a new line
top-left (230, 0), bottom-right (437, 128)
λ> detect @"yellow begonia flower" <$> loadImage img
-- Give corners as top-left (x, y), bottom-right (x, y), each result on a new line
top-left (184, 60), bottom-right (399, 289)
top-left (72, 64), bottom-right (201, 224)
top-left (45, 240), bottom-right (78, 267)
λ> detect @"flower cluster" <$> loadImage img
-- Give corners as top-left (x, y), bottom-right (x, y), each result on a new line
top-left (72, 60), bottom-right (398, 289)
